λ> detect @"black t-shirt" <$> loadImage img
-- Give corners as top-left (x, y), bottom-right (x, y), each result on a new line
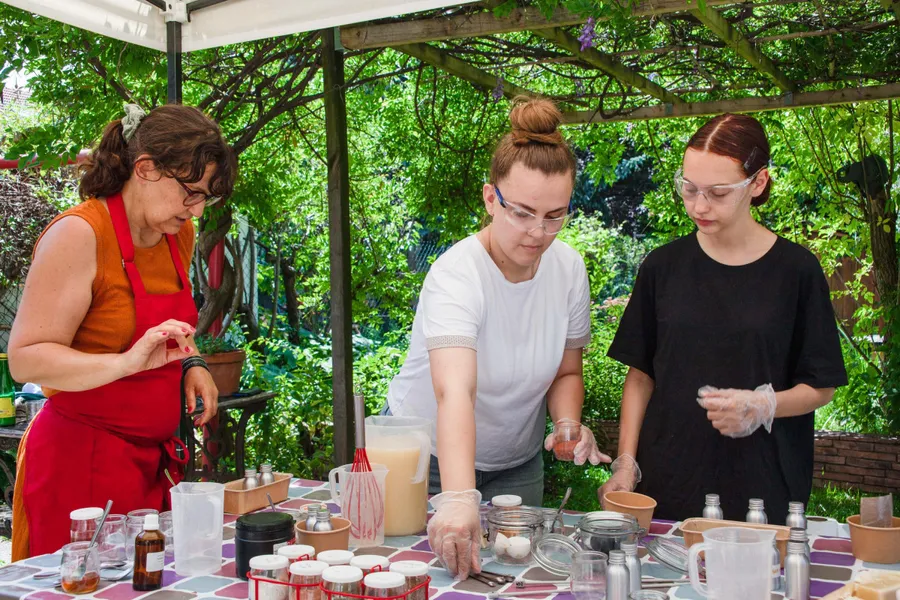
top-left (607, 234), bottom-right (847, 524)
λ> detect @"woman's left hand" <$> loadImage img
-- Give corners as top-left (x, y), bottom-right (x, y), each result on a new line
top-left (698, 384), bottom-right (776, 438)
top-left (184, 366), bottom-right (219, 426)
top-left (544, 421), bottom-right (612, 466)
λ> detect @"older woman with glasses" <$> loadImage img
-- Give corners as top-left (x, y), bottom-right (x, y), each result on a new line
top-left (8, 104), bottom-right (236, 559)
top-left (601, 113), bottom-right (846, 524)
top-left (386, 97), bottom-right (609, 580)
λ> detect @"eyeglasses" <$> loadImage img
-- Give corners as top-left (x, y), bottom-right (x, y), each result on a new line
top-left (175, 178), bottom-right (223, 208)
top-left (494, 185), bottom-right (573, 235)
top-left (673, 167), bottom-right (763, 206)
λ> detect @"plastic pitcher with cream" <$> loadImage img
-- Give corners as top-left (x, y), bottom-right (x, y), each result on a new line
top-left (364, 415), bottom-right (432, 536)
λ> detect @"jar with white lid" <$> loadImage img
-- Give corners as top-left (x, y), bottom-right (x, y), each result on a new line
top-left (349, 555), bottom-right (390, 575)
top-left (322, 566), bottom-right (363, 600)
top-left (249, 554), bottom-right (290, 600)
top-left (278, 545), bottom-right (316, 563)
top-left (364, 572), bottom-right (407, 598)
top-left (70, 507), bottom-right (103, 543)
top-left (290, 560), bottom-right (327, 600)
top-left (487, 506), bottom-right (544, 566)
top-left (317, 550), bottom-right (354, 566)
top-left (389, 561), bottom-right (429, 600)
top-left (491, 495), bottom-right (522, 509)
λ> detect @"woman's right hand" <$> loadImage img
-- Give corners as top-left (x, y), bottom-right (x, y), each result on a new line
top-left (597, 454), bottom-right (642, 508)
top-left (120, 319), bottom-right (195, 376)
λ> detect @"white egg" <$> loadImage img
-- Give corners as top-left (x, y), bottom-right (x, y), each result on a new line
top-left (493, 532), bottom-right (510, 556)
top-left (506, 536), bottom-right (532, 559)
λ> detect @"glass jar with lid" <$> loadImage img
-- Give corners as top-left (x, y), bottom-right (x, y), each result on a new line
top-left (317, 550), bottom-right (354, 566)
top-left (389, 561), bottom-right (429, 600)
top-left (322, 565), bottom-right (363, 600)
top-left (491, 495), bottom-right (522, 509)
top-left (574, 511), bottom-right (645, 554)
top-left (289, 560), bottom-right (327, 600)
top-left (278, 545), bottom-right (316, 563)
top-left (350, 555), bottom-right (390, 576)
top-left (363, 571), bottom-right (407, 598)
top-left (70, 507), bottom-right (103, 543)
top-left (486, 506), bottom-right (544, 566)
top-left (249, 554), bottom-right (290, 600)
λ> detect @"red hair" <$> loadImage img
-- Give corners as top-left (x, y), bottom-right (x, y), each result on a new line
top-left (686, 113), bottom-right (772, 206)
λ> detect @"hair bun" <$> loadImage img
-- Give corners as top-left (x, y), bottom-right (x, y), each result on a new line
top-left (509, 96), bottom-right (564, 146)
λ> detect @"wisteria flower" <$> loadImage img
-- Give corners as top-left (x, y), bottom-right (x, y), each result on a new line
top-left (492, 78), bottom-right (504, 102)
top-left (578, 17), bottom-right (597, 51)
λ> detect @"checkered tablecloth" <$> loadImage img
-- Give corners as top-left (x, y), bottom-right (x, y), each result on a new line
top-left (0, 479), bottom-right (895, 600)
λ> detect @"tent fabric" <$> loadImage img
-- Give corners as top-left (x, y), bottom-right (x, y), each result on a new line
top-left (1, 0), bottom-right (476, 52)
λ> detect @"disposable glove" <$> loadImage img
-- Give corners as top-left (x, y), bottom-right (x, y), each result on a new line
top-left (427, 489), bottom-right (482, 580)
top-left (544, 419), bottom-right (611, 466)
top-left (597, 454), bottom-right (642, 506)
top-left (697, 384), bottom-right (777, 438)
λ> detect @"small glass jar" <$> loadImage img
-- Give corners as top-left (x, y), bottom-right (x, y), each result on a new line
top-left (570, 551), bottom-right (608, 600)
top-left (364, 572), bottom-right (407, 598)
top-left (60, 541), bottom-right (100, 595)
top-left (249, 554), bottom-right (290, 600)
top-left (553, 420), bottom-right (581, 461)
top-left (487, 506), bottom-right (544, 566)
top-left (389, 561), bottom-right (429, 600)
top-left (159, 511), bottom-right (174, 558)
top-left (322, 566), bottom-right (363, 600)
top-left (290, 560), bottom-right (327, 600)
top-left (350, 555), bottom-right (390, 576)
top-left (70, 507), bottom-right (103, 543)
top-left (279, 544), bottom-right (316, 563)
top-left (317, 550), bottom-right (354, 566)
top-left (539, 508), bottom-right (564, 534)
top-left (97, 514), bottom-right (126, 562)
top-left (126, 509), bottom-right (159, 563)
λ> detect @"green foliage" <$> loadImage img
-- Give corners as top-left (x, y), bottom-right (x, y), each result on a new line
top-left (808, 485), bottom-right (900, 523)
top-left (194, 334), bottom-right (239, 355)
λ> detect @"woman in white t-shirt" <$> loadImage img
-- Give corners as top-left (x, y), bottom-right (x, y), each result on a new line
top-left (386, 97), bottom-right (610, 580)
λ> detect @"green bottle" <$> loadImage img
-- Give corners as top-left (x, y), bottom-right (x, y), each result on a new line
top-left (0, 354), bottom-right (16, 427)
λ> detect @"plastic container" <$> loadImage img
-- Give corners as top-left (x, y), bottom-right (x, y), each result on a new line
top-left (322, 565), bottom-right (363, 600)
top-left (847, 515), bottom-right (900, 564)
top-left (170, 481), bottom-right (225, 576)
top-left (364, 572), bottom-right (407, 598)
top-left (70, 507), bottom-right (103, 543)
top-left (350, 555), bottom-right (390, 575)
top-left (317, 550), bottom-right (355, 566)
top-left (552, 420), bottom-right (581, 461)
top-left (249, 554), bottom-right (290, 600)
top-left (278, 544), bottom-right (316, 563)
top-left (290, 560), bottom-right (328, 600)
top-left (295, 517), bottom-right (352, 556)
top-left (389, 561), bottom-right (429, 600)
top-left (236, 512), bottom-right (296, 580)
top-left (602, 492), bottom-right (657, 531)
top-left (486, 506), bottom-right (544, 566)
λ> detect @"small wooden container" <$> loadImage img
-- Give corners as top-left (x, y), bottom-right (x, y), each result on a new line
top-left (295, 517), bottom-right (351, 555)
top-left (680, 517), bottom-right (791, 566)
top-left (224, 472), bottom-right (292, 514)
top-left (847, 515), bottom-right (900, 564)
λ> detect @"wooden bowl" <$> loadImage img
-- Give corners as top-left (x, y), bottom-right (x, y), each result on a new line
top-left (603, 491), bottom-right (657, 531)
top-left (295, 517), bottom-right (351, 554)
top-left (847, 515), bottom-right (900, 564)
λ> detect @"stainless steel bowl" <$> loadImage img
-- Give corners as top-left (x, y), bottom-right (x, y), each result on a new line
top-left (574, 511), bottom-right (646, 554)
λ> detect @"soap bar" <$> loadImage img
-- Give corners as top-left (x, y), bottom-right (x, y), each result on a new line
top-left (853, 570), bottom-right (900, 600)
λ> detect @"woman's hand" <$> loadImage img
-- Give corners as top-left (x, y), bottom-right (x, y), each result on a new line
top-left (698, 384), bottom-right (777, 438)
top-left (544, 420), bottom-right (611, 466)
top-left (120, 319), bottom-right (195, 376)
top-left (597, 454), bottom-right (642, 507)
top-left (184, 366), bottom-right (219, 426)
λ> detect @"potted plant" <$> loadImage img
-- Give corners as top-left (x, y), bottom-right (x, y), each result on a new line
top-left (193, 335), bottom-right (246, 397)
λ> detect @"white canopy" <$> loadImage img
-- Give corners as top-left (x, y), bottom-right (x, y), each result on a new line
top-left (1, 0), bottom-right (475, 52)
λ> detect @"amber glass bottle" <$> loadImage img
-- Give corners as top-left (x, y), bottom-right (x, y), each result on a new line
top-left (132, 513), bottom-right (166, 591)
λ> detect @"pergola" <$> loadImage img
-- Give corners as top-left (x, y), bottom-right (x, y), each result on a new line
top-left (2, 0), bottom-right (899, 464)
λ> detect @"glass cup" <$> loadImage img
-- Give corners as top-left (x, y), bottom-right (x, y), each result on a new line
top-left (553, 420), bottom-right (581, 461)
top-left (60, 542), bottom-right (100, 595)
top-left (159, 511), bottom-right (174, 558)
top-left (97, 514), bottom-right (127, 563)
top-left (570, 551), bottom-right (608, 600)
top-left (126, 509), bottom-right (159, 563)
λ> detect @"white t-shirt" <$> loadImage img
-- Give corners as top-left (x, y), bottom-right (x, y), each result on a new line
top-left (387, 235), bottom-right (592, 471)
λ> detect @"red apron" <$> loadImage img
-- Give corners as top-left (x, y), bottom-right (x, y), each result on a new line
top-left (22, 193), bottom-right (194, 557)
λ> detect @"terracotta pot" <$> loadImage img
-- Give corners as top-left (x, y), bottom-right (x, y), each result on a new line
top-left (603, 491), bottom-right (658, 531)
top-left (847, 515), bottom-right (900, 564)
top-left (201, 350), bottom-right (246, 397)
top-left (295, 517), bottom-right (351, 554)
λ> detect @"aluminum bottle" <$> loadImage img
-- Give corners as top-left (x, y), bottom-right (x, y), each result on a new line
top-left (606, 550), bottom-right (630, 600)
top-left (784, 541), bottom-right (810, 600)
top-left (314, 507), bottom-right (334, 532)
top-left (786, 502), bottom-right (807, 530)
top-left (789, 527), bottom-right (811, 561)
top-left (244, 468), bottom-right (259, 490)
top-left (703, 494), bottom-right (724, 520)
top-left (746, 498), bottom-right (768, 524)
top-left (305, 505), bottom-right (320, 532)
top-left (620, 542), bottom-right (641, 594)
top-left (259, 464), bottom-right (276, 486)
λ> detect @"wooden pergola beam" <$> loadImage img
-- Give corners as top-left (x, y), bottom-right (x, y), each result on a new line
top-left (690, 5), bottom-right (797, 93)
top-left (342, 0), bottom-right (751, 50)
top-left (560, 83), bottom-right (900, 124)
top-left (392, 41), bottom-right (538, 100)
top-left (533, 27), bottom-right (682, 105)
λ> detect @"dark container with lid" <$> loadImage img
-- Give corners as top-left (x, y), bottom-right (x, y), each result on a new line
top-left (235, 512), bottom-right (295, 580)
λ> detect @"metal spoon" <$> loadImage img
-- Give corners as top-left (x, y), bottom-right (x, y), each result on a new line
top-left (551, 487), bottom-right (572, 532)
top-left (34, 561), bottom-right (127, 579)
top-left (267, 493), bottom-right (277, 511)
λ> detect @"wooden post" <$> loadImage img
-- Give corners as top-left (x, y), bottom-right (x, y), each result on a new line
top-left (322, 28), bottom-right (354, 468)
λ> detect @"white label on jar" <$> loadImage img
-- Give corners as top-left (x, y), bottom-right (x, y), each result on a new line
top-left (146, 551), bottom-right (165, 572)
top-left (273, 542), bottom-right (289, 552)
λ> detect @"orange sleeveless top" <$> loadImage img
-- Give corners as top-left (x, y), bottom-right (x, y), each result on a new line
top-left (36, 198), bottom-right (195, 375)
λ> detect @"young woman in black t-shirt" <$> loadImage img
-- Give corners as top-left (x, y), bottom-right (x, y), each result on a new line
top-left (601, 114), bottom-right (847, 523)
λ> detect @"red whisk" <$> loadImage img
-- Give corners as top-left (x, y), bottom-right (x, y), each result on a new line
top-left (344, 392), bottom-right (384, 544)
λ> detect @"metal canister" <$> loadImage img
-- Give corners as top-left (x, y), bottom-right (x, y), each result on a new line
top-left (784, 541), bottom-right (810, 600)
top-left (746, 498), bottom-right (767, 524)
top-left (620, 541), bottom-right (641, 594)
top-left (244, 468), bottom-right (260, 490)
top-left (703, 494), bottom-right (724, 520)
top-left (786, 502), bottom-right (807, 530)
top-left (789, 527), bottom-right (811, 561)
top-left (305, 505), bottom-right (319, 532)
top-left (772, 540), bottom-right (783, 593)
top-left (259, 464), bottom-right (276, 486)
top-left (606, 550), bottom-right (630, 600)
top-left (314, 507), bottom-right (333, 532)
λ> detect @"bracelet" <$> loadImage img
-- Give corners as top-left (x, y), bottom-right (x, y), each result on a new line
top-left (181, 356), bottom-right (209, 373)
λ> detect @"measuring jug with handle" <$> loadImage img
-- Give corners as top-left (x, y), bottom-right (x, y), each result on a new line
top-left (364, 415), bottom-right (432, 536)
top-left (170, 482), bottom-right (224, 576)
top-left (688, 526), bottom-right (779, 599)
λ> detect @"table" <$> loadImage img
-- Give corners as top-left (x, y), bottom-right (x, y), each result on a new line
top-left (0, 479), bottom-right (895, 600)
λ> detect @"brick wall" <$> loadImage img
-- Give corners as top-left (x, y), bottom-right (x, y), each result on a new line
top-left (592, 420), bottom-right (900, 493)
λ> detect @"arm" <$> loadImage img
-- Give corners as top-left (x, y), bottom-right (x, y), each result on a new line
top-left (429, 346), bottom-right (477, 491)
top-left (775, 384), bottom-right (834, 417)
top-left (616, 367), bottom-right (655, 458)
top-left (546, 348), bottom-right (585, 423)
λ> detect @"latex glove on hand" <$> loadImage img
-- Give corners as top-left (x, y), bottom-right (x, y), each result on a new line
top-left (597, 454), bottom-right (642, 507)
top-left (697, 384), bottom-right (777, 438)
top-left (427, 489), bottom-right (483, 581)
top-left (544, 419), bottom-right (612, 466)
